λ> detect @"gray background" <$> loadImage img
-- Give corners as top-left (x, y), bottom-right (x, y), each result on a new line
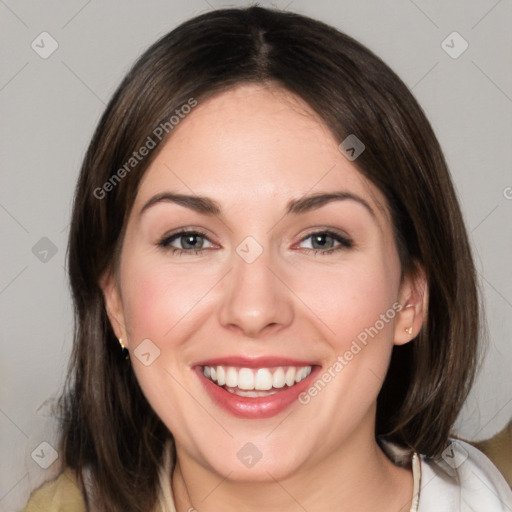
top-left (1, 0), bottom-right (511, 510)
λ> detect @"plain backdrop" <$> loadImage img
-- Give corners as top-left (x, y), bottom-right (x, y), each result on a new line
top-left (1, 1), bottom-right (511, 510)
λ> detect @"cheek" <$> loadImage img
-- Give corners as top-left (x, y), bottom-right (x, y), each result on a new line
top-left (121, 257), bottom-right (220, 344)
top-left (122, 269), bottom-right (170, 342)
top-left (292, 256), bottom-right (400, 350)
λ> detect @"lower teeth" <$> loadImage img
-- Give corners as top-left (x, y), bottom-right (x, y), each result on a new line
top-left (223, 385), bottom-right (291, 397)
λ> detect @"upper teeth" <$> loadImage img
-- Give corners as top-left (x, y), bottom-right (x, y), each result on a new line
top-left (203, 365), bottom-right (312, 390)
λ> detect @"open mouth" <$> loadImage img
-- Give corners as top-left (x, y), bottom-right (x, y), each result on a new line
top-left (202, 364), bottom-right (313, 397)
top-left (194, 356), bottom-right (321, 418)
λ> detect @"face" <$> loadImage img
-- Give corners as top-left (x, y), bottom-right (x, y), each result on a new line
top-left (102, 83), bottom-right (424, 481)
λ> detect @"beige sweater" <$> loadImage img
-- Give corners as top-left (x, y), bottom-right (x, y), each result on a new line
top-left (22, 468), bottom-right (86, 512)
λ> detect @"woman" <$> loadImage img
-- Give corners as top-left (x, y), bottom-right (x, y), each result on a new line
top-left (22, 6), bottom-right (512, 512)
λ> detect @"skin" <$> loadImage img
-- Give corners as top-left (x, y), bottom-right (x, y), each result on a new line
top-left (102, 83), bottom-right (428, 512)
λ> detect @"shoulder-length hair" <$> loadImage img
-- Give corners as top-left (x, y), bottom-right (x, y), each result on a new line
top-left (60, 6), bottom-right (480, 511)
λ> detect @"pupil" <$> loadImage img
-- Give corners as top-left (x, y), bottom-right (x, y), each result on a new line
top-left (184, 234), bottom-right (201, 249)
top-left (313, 234), bottom-right (331, 249)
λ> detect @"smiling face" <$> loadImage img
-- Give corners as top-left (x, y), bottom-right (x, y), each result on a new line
top-left (102, 83), bottom-right (425, 482)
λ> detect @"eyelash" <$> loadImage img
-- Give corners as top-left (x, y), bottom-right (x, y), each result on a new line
top-left (157, 229), bottom-right (353, 256)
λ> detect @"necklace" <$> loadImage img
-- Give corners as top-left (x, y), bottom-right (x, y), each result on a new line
top-left (173, 463), bottom-right (196, 512)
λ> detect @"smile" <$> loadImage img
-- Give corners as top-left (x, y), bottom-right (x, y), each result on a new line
top-left (195, 358), bottom-right (320, 418)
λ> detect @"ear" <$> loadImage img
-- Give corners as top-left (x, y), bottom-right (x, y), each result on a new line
top-left (99, 268), bottom-right (128, 344)
top-left (394, 262), bottom-right (428, 346)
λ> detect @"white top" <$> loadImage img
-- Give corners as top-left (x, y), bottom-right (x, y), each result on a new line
top-left (414, 439), bottom-right (512, 511)
top-left (399, 439), bottom-right (512, 512)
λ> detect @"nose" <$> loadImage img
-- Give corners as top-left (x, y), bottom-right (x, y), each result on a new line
top-left (217, 243), bottom-right (294, 338)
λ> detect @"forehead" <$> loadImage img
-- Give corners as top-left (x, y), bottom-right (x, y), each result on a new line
top-left (134, 83), bottom-right (389, 223)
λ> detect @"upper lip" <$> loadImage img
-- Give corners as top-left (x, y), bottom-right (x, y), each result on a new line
top-left (194, 356), bottom-right (320, 369)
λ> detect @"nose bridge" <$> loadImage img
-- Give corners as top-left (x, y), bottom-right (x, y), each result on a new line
top-left (217, 235), bottom-right (293, 337)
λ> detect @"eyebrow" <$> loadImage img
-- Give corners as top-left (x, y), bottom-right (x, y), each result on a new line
top-left (138, 191), bottom-right (376, 218)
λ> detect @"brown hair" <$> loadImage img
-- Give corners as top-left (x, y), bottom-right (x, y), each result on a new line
top-left (59, 6), bottom-right (480, 511)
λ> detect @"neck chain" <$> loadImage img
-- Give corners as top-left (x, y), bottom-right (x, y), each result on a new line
top-left (173, 463), bottom-right (196, 512)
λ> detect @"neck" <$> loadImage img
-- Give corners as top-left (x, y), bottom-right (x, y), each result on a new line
top-left (171, 431), bottom-right (413, 512)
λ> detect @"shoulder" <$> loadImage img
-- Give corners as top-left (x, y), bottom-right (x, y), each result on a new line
top-left (418, 439), bottom-right (512, 511)
top-left (473, 421), bottom-right (512, 487)
top-left (21, 468), bottom-right (86, 512)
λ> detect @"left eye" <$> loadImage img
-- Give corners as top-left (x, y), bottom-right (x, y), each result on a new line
top-left (297, 231), bottom-right (352, 254)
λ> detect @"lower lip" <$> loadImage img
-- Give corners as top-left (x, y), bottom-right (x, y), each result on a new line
top-left (195, 366), bottom-right (321, 419)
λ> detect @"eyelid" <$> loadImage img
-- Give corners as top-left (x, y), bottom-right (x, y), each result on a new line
top-left (294, 227), bottom-right (353, 246)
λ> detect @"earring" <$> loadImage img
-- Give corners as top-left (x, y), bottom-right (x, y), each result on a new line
top-left (404, 327), bottom-right (413, 335)
top-left (119, 338), bottom-right (129, 360)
